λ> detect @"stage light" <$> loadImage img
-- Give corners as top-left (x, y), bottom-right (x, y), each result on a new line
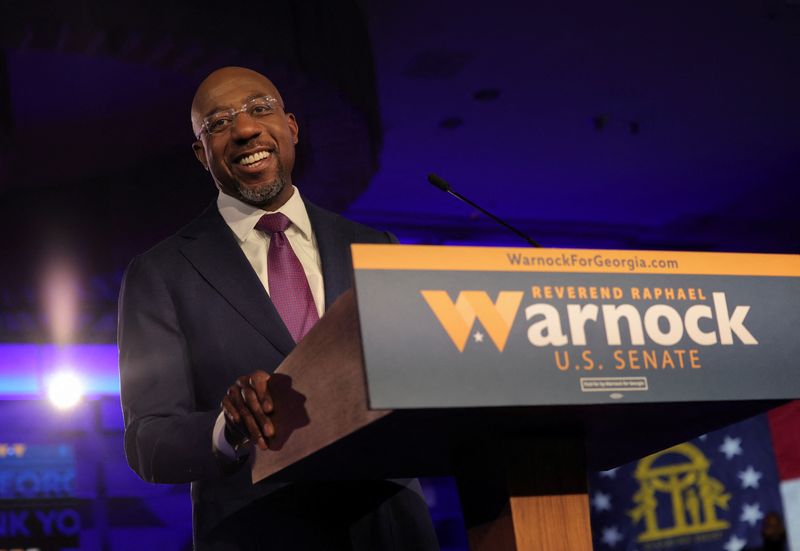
top-left (47, 372), bottom-right (85, 409)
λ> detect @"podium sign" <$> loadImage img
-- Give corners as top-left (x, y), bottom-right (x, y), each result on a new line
top-left (254, 245), bottom-right (798, 551)
top-left (352, 245), bottom-right (800, 409)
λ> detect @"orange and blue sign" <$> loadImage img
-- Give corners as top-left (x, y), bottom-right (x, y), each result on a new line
top-left (351, 244), bottom-right (800, 409)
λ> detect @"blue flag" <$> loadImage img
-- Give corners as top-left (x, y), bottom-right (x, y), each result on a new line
top-left (589, 414), bottom-right (785, 551)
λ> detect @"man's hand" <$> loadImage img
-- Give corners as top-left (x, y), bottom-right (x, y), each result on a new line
top-left (220, 371), bottom-right (275, 451)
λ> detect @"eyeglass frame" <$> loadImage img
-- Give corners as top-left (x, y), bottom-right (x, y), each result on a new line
top-left (195, 95), bottom-right (283, 139)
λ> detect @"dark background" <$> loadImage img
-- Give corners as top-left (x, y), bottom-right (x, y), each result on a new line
top-left (1, 0), bottom-right (797, 344)
top-left (0, 2), bottom-right (797, 549)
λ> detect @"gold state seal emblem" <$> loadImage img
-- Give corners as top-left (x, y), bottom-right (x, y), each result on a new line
top-left (629, 443), bottom-right (731, 543)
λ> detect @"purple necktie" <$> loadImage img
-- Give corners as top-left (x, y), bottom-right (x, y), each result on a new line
top-left (255, 213), bottom-right (319, 342)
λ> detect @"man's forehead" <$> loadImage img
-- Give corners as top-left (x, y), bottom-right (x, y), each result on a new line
top-left (192, 70), bottom-right (281, 119)
top-left (200, 90), bottom-right (274, 116)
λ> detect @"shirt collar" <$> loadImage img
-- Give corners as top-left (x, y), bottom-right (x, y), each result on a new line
top-left (216, 185), bottom-right (313, 243)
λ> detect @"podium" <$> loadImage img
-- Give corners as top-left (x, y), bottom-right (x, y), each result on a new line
top-left (253, 245), bottom-right (800, 551)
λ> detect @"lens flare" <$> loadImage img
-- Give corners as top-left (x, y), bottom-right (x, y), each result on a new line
top-left (47, 372), bottom-right (84, 409)
top-left (42, 259), bottom-right (81, 345)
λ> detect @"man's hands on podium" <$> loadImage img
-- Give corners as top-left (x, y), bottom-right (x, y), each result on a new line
top-left (221, 370), bottom-right (275, 453)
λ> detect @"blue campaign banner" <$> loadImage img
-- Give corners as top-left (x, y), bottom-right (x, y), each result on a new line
top-left (0, 499), bottom-right (84, 549)
top-left (0, 442), bottom-right (81, 549)
top-left (352, 245), bottom-right (800, 409)
top-left (0, 442), bottom-right (75, 500)
top-left (588, 414), bottom-right (784, 551)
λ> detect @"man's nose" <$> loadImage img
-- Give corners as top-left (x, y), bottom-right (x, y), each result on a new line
top-left (230, 112), bottom-right (262, 141)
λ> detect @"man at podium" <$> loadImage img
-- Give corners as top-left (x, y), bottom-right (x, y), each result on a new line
top-left (118, 66), bottom-right (439, 550)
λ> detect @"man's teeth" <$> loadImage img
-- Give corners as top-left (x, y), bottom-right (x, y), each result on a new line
top-left (238, 151), bottom-right (271, 166)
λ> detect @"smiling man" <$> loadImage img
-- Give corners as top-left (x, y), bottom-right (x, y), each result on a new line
top-left (118, 67), bottom-right (439, 550)
top-left (190, 68), bottom-right (298, 209)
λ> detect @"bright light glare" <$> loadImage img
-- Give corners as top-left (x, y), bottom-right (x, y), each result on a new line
top-left (47, 372), bottom-right (85, 409)
top-left (42, 259), bottom-right (81, 345)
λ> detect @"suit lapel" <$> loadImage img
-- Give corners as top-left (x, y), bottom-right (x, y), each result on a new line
top-left (179, 204), bottom-right (295, 357)
top-left (305, 200), bottom-right (353, 310)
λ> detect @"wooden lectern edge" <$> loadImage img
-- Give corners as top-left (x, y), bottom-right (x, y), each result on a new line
top-left (251, 289), bottom-right (392, 483)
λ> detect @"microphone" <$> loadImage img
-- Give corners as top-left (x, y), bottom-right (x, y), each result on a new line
top-left (427, 173), bottom-right (541, 248)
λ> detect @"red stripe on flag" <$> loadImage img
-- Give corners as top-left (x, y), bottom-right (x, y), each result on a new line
top-left (768, 400), bottom-right (800, 481)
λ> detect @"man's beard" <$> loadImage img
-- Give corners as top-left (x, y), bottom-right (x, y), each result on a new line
top-left (236, 158), bottom-right (289, 207)
top-left (238, 175), bottom-right (286, 206)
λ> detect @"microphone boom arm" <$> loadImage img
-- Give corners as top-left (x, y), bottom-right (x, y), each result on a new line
top-left (427, 173), bottom-right (541, 248)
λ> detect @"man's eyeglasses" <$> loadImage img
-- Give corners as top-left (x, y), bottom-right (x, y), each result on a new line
top-left (196, 95), bottom-right (281, 139)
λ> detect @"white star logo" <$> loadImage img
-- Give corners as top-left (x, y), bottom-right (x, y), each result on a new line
top-left (592, 491), bottom-right (612, 512)
top-left (740, 503), bottom-right (765, 527)
top-left (723, 534), bottom-right (747, 551)
top-left (472, 331), bottom-right (484, 343)
top-left (719, 436), bottom-right (743, 460)
top-left (601, 525), bottom-right (624, 547)
top-left (738, 465), bottom-right (763, 489)
top-left (599, 468), bottom-right (619, 479)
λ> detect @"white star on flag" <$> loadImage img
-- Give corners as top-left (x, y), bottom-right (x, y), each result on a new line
top-left (592, 491), bottom-right (612, 512)
top-left (723, 534), bottom-right (747, 551)
top-left (737, 465), bottom-right (763, 489)
top-left (473, 331), bottom-right (484, 343)
top-left (601, 526), bottom-right (623, 547)
top-left (599, 468), bottom-right (619, 479)
top-left (740, 502), bottom-right (765, 527)
top-left (719, 436), bottom-right (743, 460)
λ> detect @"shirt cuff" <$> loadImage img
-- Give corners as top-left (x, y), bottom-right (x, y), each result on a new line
top-left (213, 410), bottom-right (248, 460)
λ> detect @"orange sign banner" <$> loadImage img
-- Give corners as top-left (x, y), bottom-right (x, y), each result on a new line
top-left (352, 245), bottom-right (800, 277)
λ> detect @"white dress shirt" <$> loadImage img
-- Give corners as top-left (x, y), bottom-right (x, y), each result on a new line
top-left (216, 186), bottom-right (325, 317)
top-left (213, 185), bottom-right (324, 458)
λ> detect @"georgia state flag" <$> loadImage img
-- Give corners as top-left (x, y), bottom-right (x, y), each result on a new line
top-left (589, 401), bottom-right (800, 551)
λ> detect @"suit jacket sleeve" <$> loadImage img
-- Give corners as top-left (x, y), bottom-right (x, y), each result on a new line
top-left (118, 253), bottom-right (226, 484)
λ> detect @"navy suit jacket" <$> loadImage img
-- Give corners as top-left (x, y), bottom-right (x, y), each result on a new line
top-left (118, 198), bottom-right (438, 549)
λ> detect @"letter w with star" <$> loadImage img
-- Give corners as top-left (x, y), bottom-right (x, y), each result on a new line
top-left (421, 291), bottom-right (524, 352)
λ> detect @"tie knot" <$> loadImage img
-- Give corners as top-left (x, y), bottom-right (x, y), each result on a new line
top-left (256, 212), bottom-right (291, 235)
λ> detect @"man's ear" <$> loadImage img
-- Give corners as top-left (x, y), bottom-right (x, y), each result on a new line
top-left (287, 113), bottom-right (299, 145)
top-left (192, 140), bottom-right (210, 171)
